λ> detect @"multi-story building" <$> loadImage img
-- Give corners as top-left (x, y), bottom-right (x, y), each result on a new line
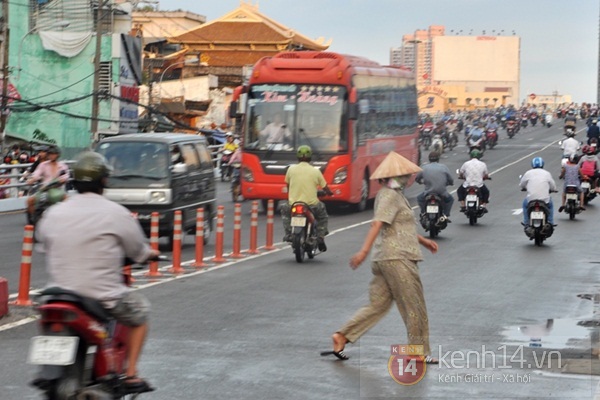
top-left (4, 0), bottom-right (143, 155)
top-left (393, 25), bottom-right (520, 111)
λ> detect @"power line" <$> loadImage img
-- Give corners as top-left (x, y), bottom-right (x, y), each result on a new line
top-left (4, 91), bottom-right (202, 132)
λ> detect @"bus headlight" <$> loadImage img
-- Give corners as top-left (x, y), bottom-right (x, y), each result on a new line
top-left (333, 167), bottom-right (347, 184)
top-left (243, 167), bottom-right (254, 182)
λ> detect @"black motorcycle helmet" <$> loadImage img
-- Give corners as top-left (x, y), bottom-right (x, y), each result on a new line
top-left (72, 151), bottom-right (112, 194)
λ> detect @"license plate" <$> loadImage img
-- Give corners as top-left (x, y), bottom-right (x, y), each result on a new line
top-left (466, 195), bottom-right (478, 202)
top-left (566, 193), bottom-right (577, 200)
top-left (426, 205), bottom-right (439, 213)
top-left (530, 211), bottom-right (544, 220)
top-left (291, 216), bottom-right (306, 227)
top-left (28, 336), bottom-right (79, 366)
top-left (582, 182), bottom-right (591, 189)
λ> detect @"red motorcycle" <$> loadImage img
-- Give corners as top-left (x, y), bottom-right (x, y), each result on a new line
top-left (420, 121), bottom-right (434, 149)
top-left (506, 120), bottom-right (517, 138)
top-left (485, 127), bottom-right (499, 149)
top-left (28, 256), bottom-right (166, 399)
top-left (530, 112), bottom-right (539, 127)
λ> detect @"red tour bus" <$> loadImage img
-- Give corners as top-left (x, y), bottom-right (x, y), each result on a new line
top-left (229, 51), bottom-right (420, 211)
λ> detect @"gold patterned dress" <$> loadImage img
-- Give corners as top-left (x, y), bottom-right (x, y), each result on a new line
top-left (338, 186), bottom-right (432, 355)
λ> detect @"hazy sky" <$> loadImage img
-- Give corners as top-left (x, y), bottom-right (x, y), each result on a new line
top-left (156, 0), bottom-right (599, 104)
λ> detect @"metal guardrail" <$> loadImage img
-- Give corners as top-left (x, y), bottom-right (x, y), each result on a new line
top-left (0, 144), bottom-right (227, 213)
top-left (0, 163), bottom-right (33, 213)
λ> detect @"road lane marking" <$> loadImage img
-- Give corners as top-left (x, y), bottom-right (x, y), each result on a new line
top-left (0, 316), bottom-right (38, 332)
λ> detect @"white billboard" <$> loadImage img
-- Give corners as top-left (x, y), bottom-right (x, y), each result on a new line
top-left (432, 36), bottom-right (520, 82)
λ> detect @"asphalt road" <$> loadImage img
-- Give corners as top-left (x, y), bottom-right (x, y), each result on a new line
top-left (1, 121), bottom-right (600, 399)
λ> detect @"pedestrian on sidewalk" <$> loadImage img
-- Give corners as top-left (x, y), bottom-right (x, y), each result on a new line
top-left (321, 151), bottom-right (439, 363)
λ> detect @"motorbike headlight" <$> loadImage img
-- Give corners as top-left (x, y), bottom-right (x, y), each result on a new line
top-left (333, 167), bottom-right (347, 184)
top-left (242, 167), bottom-right (254, 182)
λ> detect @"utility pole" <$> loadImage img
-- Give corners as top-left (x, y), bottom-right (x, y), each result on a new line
top-left (0, 0), bottom-right (10, 153)
top-left (90, 0), bottom-right (109, 143)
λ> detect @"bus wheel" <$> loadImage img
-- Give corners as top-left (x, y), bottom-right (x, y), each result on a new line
top-left (356, 175), bottom-right (369, 212)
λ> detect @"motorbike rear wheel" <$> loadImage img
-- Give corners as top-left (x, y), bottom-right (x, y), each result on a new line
top-left (469, 215), bottom-right (477, 226)
top-left (293, 234), bottom-right (305, 263)
top-left (43, 356), bottom-right (84, 400)
top-left (429, 225), bottom-right (438, 238)
top-left (534, 233), bottom-right (544, 246)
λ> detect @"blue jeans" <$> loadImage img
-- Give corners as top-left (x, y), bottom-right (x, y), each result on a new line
top-left (522, 198), bottom-right (554, 225)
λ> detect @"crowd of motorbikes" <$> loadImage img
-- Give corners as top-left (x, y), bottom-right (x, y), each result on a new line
top-left (417, 104), bottom-right (597, 246)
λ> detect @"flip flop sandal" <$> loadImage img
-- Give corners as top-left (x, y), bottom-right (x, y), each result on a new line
top-left (424, 355), bottom-right (439, 364)
top-left (320, 350), bottom-right (349, 360)
top-left (122, 376), bottom-right (155, 394)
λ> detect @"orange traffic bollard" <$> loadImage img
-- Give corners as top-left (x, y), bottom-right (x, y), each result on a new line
top-left (193, 208), bottom-right (208, 268)
top-left (169, 210), bottom-right (184, 274)
top-left (11, 225), bottom-right (34, 306)
top-left (264, 199), bottom-right (276, 250)
top-left (229, 203), bottom-right (245, 258)
top-left (247, 201), bottom-right (260, 254)
top-left (123, 265), bottom-right (136, 283)
top-left (145, 212), bottom-right (163, 277)
top-left (212, 206), bottom-right (226, 262)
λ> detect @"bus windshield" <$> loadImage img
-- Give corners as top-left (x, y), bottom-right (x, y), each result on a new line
top-left (244, 84), bottom-right (347, 153)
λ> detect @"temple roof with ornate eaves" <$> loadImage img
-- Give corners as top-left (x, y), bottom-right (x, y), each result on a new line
top-left (168, 1), bottom-right (331, 55)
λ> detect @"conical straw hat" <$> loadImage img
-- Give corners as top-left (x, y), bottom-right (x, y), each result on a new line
top-left (370, 151), bottom-right (422, 180)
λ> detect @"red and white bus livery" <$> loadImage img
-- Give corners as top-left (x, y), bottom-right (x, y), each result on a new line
top-left (230, 51), bottom-right (420, 211)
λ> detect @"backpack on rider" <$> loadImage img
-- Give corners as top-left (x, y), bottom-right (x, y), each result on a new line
top-left (580, 158), bottom-right (597, 177)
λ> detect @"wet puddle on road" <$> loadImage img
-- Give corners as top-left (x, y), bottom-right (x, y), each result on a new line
top-left (501, 318), bottom-right (594, 350)
top-left (501, 318), bottom-right (600, 376)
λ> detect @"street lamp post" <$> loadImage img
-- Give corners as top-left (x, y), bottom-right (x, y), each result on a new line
top-left (17, 20), bottom-right (70, 80)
